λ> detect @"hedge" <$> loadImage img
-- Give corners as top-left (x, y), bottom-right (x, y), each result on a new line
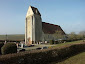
top-left (0, 42), bottom-right (85, 64)
top-left (49, 40), bottom-right (54, 44)
top-left (1, 43), bottom-right (17, 55)
top-left (0, 42), bottom-right (4, 54)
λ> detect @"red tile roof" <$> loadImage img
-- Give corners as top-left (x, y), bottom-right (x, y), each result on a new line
top-left (42, 22), bottom-right (65, 34)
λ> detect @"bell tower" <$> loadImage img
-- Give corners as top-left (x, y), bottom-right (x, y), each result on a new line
top-left (25, 6), bottom-right (42, 45)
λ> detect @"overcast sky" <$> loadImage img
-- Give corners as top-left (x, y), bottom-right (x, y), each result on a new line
top-left (0, 0), bottom-right (85, 34)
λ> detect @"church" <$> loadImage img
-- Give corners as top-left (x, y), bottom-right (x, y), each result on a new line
top-left (25, 6), bottom-right (66, 44)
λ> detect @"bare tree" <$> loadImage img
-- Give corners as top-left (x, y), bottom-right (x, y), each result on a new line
top-left (54, 31), bottom-right (65, 39)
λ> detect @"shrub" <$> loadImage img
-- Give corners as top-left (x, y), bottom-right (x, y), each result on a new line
top-left (0, 42), bottom-right (4, 54)
top-left (19, 49), bottom-right (25, 52)
top-left (54, 41), bottom-right (58, 44)
top-left (1, 43), bottom-right (17, 55)
top-left (49, 40), bottom-right (54, 44)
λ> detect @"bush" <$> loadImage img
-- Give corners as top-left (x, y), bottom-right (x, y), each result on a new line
top-left (49, 40), bottom-right (54, 44)
top-left (1, 43), bottom-right (17, 55)
top-left (19, 49), bottom-right (25, 52)
top-left (0, 42), bottom-right (4, 54)
top-left (54, 41), bottom-right (58, 44)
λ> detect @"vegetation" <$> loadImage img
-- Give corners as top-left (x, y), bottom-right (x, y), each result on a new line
top-left (1, 43), bottom-right (17, 55)
top-left (54, 31), bottom-right (65, 39)
top-left (67, 32), bottom-right (84, 41)
top-left (49, 40), bottom-right (54, 44)
top-left (0, 42), bottom-right (85, 64)
top-left (0, 42), bottom-right (4, 54)
top-left (54, 52), bottom-right (85, 64)
top-left (54, 41), bottom-right (58, 44)
top-left (50, 31), bottom-right (85, 45)
top-left (54, 40), bottom-right (83, 47)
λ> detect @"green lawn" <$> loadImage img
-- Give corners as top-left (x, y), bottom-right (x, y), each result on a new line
top-left (53, 40), bottom-right (83, 47)
top-left (50, 40), bottom-right (85, 64)
top-left (19, 40), bottom-right (84, 52)
top-left (53, 51), bottom-right (85, 64)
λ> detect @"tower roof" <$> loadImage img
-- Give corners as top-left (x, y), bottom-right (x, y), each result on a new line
top-left (30, 6), bottom-right (41, 16)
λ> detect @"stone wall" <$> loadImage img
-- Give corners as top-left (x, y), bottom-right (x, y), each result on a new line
top-left (34, 15), bottom-right (42, 43)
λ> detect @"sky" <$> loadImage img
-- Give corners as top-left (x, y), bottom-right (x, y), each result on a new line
top-left (0, 0), bottom-right (85, 34)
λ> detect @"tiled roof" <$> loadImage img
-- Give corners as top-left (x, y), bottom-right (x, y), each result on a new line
top-left (42, 22), bottom-right (65, 34)
top-left (31, 6), bottom-right (41, 16)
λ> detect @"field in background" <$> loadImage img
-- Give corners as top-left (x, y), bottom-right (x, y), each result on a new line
top-left (0, 34), bottom-right (25, 41)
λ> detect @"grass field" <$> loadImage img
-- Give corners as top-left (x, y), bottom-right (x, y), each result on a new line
top-left (0, 34), bottom-right (25, 40)
top-left (53, 40), bottom-right (83, 47)
top-left (53, 51), bottom-right (85, 64)
top-left (49, 40), bottom-right (85, 64)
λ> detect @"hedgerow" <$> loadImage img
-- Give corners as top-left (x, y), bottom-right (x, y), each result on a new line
top-left (0, 42), bottom-right (85, 64)
top-left (0, 42), bottom-right (4, 54)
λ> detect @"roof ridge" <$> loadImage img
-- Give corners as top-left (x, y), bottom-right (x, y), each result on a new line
top-left (42, 22), bottom-right (59, 26)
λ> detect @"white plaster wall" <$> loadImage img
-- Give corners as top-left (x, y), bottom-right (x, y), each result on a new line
top-left (25, 6), bottom-right (34, 44)
top-left (26, 6), bottom-right (34, 17)
top-left (27, 16), bottom-right (32, 41)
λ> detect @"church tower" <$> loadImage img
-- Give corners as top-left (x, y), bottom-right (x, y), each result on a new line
top-left (25, 6), bottom-right (42, 45)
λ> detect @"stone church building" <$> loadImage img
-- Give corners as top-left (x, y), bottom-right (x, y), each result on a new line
top-left (25, 6), bottom-right (66, 44)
